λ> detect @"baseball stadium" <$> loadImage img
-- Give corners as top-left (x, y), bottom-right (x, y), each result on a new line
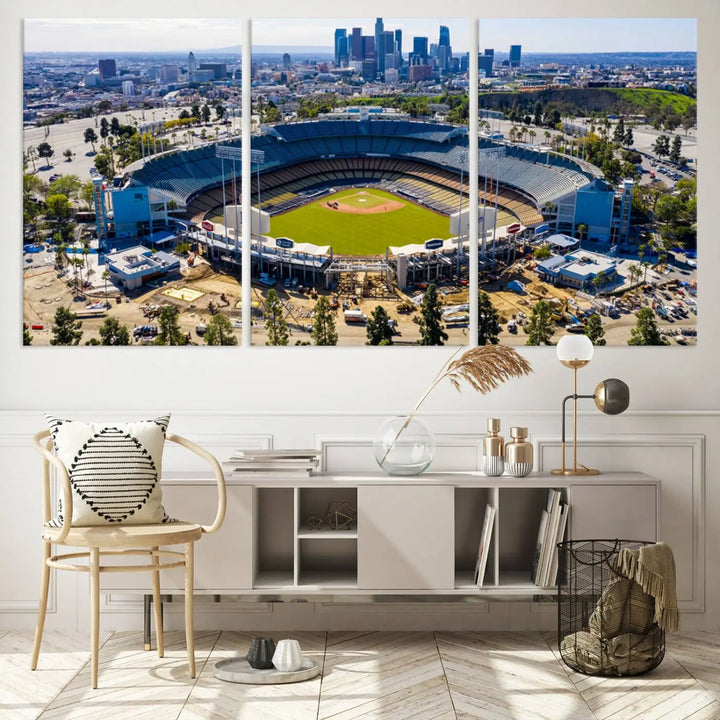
top-left (117, 114), bottom-right (612, 290)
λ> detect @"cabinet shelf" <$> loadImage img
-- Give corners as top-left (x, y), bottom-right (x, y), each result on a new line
top-left (296, 529), bottom-right (358, 539)
top-left (498, 570), bottom-right (554, 590)
top-left (254, 570), bottom-right (294, 589)
top-left (297, 571), bottom-right (358, 589)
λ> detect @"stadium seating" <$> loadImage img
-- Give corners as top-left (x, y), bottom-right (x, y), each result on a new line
top-left (127, 119), bottom-right (593, 228)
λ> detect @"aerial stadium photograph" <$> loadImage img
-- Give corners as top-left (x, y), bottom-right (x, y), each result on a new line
top-left (22, 17), bottom-right (697, 347)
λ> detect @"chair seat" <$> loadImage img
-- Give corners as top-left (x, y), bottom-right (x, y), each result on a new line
top-left (42, 522), bottom-right (203, 548)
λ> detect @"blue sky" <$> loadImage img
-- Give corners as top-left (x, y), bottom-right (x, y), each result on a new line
top-left (24, 17), bottom-right (696, 55)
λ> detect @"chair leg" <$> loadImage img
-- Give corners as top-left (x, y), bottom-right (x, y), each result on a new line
top-left (30, 543), bottom-right (52, 670)
top-left (151, 547), bottom-right (164, 658)
top-left (184, 542), bottom-right (195, 678)
top-left (143, 594), bottom-right (152, 651)
top-left (90, 547), bottom-right (100, 689)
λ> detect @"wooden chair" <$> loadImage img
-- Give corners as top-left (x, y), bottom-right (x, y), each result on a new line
top-left (30, 430), bottom-right (226, 688)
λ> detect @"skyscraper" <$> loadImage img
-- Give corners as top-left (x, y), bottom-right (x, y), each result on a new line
top-left (362, 36), bottom-right (376, 61)
top-left (98, 59), bottom-right (116, 80)
top-left (438, 25), bottom-right (451, 70)
top-left (395, 29), bottom-right (403, 63)
top-left (187, 51), bottom-right (197, 77)
top-left (479, 49), bottom-right (494, 77)
top-left (412, 36), bottom-right (428, 63)
top-left (351, 27), bottom-right (363, 61)
top-left (334, 28), bottom-right (347, 66)
top-left (383, 30), bottom-right (395, 73)
top-left (282, 53), bottom-right (291, 70)
top-left (374, 18), bottom-right (385, 73)
top-left (338, 36), bottom-right (348, 66)
top-left (510, 44), bottom-right (522, 67)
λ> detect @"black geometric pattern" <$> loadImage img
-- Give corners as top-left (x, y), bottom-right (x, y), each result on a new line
top-left (67, 427), bottom-right (158, 522)
top-left (45, 414), bottom-right (174, 526)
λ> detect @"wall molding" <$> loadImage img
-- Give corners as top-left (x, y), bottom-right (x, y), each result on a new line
top-left (3, 409), bottom-right (720, 425)
top-left (1, 415), bottom-right (713, 629)
top-left (315, 433), bottom-right (484, 472)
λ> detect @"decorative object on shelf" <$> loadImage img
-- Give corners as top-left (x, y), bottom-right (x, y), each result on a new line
top-left (482, 418), bottom-right (505, 476)
top-left (272, 638), bottom-right (305, 672)
top-left (374, 346), bottom-right (532, 475)
top-left (373, 415), bottom-right (436, 476)
top-left (247, 637), bottom-right (276, 670)
top-left (552, 335), bottom-right (630, 476)
top-left (325, 501), bottom-right (357, 530)
top-left (303, 514), bottom-right (325, 531)
top-left (504, 426), bottom-right (533, 477)
top-left (223, 448), bottom-right (320, 477)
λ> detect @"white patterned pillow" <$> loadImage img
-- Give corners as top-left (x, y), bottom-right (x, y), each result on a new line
top-left (45, 414), bottom-right (173, 526)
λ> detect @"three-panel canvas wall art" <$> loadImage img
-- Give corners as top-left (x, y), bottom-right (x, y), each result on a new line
top-left (22, 17), bottom-right (697, 347)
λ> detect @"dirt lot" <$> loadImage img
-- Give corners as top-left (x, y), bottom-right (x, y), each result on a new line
top-left (24, 261), bottom-right (245, 346)
top-left (25, 256), bottom-right (690, 347)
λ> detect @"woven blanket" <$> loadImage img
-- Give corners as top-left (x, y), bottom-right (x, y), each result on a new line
top-left (615, 542), bottom-right (679, 632)
top-left (589, 576), bottom-right (655, 638)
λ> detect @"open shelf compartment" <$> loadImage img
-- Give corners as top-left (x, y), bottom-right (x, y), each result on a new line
top-left (254, 487), bottom-right (294, 588)
top-left (454, 487), bottom-right (497, 589)
top-left (297, 486), bottom-right (358, 535)
top-left (498, 486), bottom-right (567, 589)
top-left (297, 537), bottom-right (357, 588)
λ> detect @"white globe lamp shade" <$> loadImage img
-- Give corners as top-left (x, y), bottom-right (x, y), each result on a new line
top-left (556, 334), bottom-right (594, 368)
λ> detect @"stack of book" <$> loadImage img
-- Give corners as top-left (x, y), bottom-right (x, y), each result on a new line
top-left (531, 489), bottom-right (569, 588)
top-left (222, 449), bottom-right (320, 476)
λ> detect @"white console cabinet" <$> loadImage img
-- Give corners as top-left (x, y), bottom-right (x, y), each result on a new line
top-left (107, 472), bottom-right (660, 597)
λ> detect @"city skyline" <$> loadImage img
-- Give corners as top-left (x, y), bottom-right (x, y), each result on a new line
top-left (25, 17), bottom-right (696, 55)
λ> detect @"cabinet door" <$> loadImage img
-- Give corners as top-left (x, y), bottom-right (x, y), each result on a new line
top-left (358, 485), bottom-right (453, 590)
top-left (569, 484), bottom-right (658, 542)
top-left (100, 483), bottom-right (253, 592)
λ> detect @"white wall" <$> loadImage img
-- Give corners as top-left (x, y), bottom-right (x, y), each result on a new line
top-left (2, 0), bottom-right (719, 631)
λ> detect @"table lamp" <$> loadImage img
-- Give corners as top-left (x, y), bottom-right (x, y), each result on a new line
top-left (552, 335), bottom-right (629, 476)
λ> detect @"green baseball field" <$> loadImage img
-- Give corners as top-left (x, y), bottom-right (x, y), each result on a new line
top-left (268, 188), bottom-right (451, 256)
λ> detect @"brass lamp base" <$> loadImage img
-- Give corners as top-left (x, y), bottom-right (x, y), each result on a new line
top-left (551, 466), bottom-right (600, 476)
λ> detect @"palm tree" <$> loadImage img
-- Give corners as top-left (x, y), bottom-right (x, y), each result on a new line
top-left (627, 263), bottom-right (641, 287)
top-left (26, 146), bottom-right (37, 172)
top-left (642, 260), bottom-right (651, 285)
top-left (82, 241), bottom-right (91, 279)
top-left (528, 130), bottom-right (536, 145)
top-left (102, 270), bottom-right (111, 300)
top-left (544, 131), bottom-right (551, 146)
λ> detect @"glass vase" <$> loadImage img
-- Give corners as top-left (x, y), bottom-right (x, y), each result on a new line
top-left (374, 415), bottom-right (436, 475)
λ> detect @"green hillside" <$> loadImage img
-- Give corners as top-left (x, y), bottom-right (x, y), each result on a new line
top-left (477, 87), bottom-right (696, 119)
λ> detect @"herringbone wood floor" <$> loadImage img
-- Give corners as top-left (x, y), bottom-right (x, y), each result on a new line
top-left (1, 630), bottom-right (718, 720)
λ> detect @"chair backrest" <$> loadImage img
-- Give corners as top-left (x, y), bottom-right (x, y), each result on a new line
top-left (33, 429), bottom-right (226, 542)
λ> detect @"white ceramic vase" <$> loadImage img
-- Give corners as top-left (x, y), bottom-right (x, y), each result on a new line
top-left (272, 638), bottom-right (305, 672)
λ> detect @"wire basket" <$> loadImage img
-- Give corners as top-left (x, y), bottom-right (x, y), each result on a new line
top-left (557, 539), bottom-right (665, 676)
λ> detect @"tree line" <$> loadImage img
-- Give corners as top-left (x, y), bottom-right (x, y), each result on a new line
top-left (31, 283), bottom-right (667, 348)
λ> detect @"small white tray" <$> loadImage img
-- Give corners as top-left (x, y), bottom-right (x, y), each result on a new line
top-left (214, 656), bottom-right (321, 684)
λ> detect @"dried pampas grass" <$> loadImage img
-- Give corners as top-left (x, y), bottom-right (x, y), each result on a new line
top-left (444, 346), bottom-right (533, 396)
top-left (379, 346), bottom-right (533, 468)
